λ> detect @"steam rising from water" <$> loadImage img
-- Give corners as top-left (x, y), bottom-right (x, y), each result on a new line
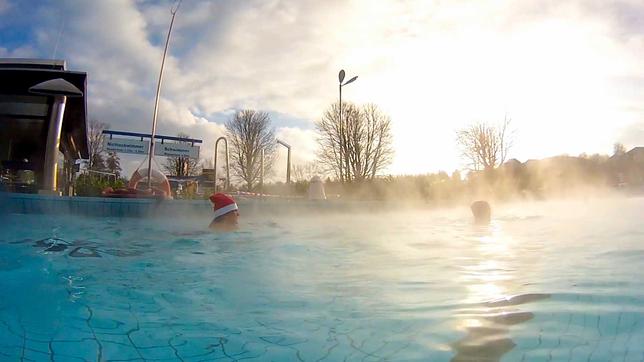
top-left (0, 196), bottom-right (643, 360)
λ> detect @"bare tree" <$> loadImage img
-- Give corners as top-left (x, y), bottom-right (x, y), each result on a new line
top-left (316, 102), bottom-right (356, 182)
top-left (456, 116), bottom-right (513, 171)
top-left (162, 133), bottom-right (200, 176)
top-left (361, 104), bottom-right (394, 179)
top-left (316, 102), bottom-right (393, 183)
top-left (292, 162), bottom-right (323, 182)
top-left (226, 110), bottom-right (277, 190)
top-left (87, 119), bottom-right (108, 171)
top-left (613, 142), bottom-right (626, 156)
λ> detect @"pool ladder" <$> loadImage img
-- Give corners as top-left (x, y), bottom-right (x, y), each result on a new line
top-left (213, 137), bottom-right (230, 191)
top-left (214, 137), bottom-right (292, 194)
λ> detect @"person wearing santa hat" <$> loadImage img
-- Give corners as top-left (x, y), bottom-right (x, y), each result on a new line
top-left (209, 193), bottom-right (240, 231)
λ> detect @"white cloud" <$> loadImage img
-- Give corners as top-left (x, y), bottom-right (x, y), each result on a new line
top-left (0, 45), bottom-right (37, 58)
top-left (0, 0), bottom-right (10, 15)
top-left (7, 0), bottom-right (642, 177)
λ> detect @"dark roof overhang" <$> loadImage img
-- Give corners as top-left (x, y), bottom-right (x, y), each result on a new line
top-left (0, 65), bottom-right (89, 159)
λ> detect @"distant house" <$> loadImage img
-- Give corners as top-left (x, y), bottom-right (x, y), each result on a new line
top-left (517, 155), bottom-right (612, 196)
top-left (501, 158), bottom-right (522, 171)
top-left (627, 147), bottom-right (644, 163)
top-left (609, 147), bottom-right (644, 187)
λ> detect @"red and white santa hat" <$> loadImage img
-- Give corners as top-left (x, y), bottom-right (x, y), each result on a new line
top-left (209, 193), bottom-right (238, 219)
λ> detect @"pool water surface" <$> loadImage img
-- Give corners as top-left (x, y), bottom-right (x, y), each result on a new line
top-left (1, 197), bottom-right (643, 361)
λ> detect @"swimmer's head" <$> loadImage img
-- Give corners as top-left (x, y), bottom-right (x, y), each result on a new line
top-left (470, 200), bottom-right (491, 224)
top-left (209, 193), bottom-right (239, 231)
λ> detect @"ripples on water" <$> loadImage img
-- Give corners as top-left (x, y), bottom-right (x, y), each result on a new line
top-left (0, 197), bottom-right (643, 361)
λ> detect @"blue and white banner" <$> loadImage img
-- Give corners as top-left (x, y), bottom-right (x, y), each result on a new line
top-left (154, 143), bottom-right (200, 159)
top-left (103, 138), bottom-right (149, 155)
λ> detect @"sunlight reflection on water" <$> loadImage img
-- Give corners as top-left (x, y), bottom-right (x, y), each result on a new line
top-left (0, 197), bottom-right (643, 361)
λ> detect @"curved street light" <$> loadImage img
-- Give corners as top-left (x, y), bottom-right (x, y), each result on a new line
top-left (338, 69), bottom-right (358, 182)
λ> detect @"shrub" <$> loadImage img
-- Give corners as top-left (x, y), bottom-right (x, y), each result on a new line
top-left (74, 174), bottom-right (125, 197)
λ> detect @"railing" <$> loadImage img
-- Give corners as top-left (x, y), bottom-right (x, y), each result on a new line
top-left (276, 139), bottom-right (291, 184)
top-left (83, 169), bottom-right (117, 183)
top-left (260, 148), bottom-right (264, 197)
top-left (213, 137), bottom-right (230, 191)
top-left (213, 137), bottom-right (292, 195)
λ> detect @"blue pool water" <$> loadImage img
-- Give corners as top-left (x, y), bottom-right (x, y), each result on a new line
top-left (1, 197), bottom-right (643, 361)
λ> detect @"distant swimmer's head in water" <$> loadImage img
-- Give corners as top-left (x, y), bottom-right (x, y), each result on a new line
top-left (470, 200), bottom-right (491, 225)
top-left (209, 193), bottom-right (239, 231)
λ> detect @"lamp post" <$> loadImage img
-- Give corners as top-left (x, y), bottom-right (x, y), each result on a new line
top-left (338, 69), bottom-right (358, 182)
top-left (29, 78), bottom-right (83, 194)
top-left (147, 0), bottom-right (181, 189)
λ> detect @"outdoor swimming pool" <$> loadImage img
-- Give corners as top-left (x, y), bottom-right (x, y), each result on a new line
top-left (1, 197), bottom-right (643, 361)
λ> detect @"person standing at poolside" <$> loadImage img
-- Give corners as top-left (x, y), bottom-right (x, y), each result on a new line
top-left (209, 193), bottom-right (240, 231)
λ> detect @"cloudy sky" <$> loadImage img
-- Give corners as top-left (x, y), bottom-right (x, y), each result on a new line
top-left (1, 0), bottom-right (643, 178)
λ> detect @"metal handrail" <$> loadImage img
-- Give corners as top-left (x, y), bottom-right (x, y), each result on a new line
top-left (259, 148), bottom-right (264, 197)
top-left (83, 169), bottom-right (117, 183)
top-left (276, 139), bottom-right (291, 184)
top-left (213, 137), bottom-right (230, 191)
top-left (213, 137), bottom-right (291, 194)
